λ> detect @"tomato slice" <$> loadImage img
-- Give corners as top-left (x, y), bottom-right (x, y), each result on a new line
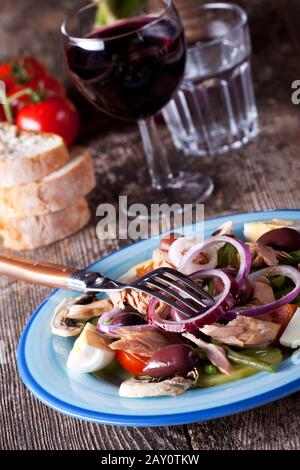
top-left (115, 350), bottom-right (149, 376)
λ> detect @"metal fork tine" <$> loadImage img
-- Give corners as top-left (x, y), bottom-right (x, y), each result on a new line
top-left (157, 268), bottom-right (215, 304)
top-left (143, 279), bottom-right (200, 313)
top-left (134, 285), bottom-right (194, 318)
top-left (151, 273), bottom-right (210, 308)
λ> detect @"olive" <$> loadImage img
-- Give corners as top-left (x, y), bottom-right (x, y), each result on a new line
top-left (143, 344), bottom-right (198, 379)
top-left (111, 312), bottom-right (146, 327)
top-left (159, 233), bottom-right (182, 251)
top-left (257, 228), bottom-right (300, 252)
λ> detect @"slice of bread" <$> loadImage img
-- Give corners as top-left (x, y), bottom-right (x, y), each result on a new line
top-left (0, 147), bottom-right (96, 217)
top-left (0, 123), bottom-right (70, 188)
top-left (0, 197), bottom-right (91, 250)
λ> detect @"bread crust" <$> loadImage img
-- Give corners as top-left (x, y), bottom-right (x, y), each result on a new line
top-left (0, 126), bottom-right (70, 188)
top-left (0, 198), bottom-right (91, 250)
top-left (0, 147), bottom-right (96, 216)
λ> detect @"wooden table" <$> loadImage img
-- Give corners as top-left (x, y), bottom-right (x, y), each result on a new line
top-left (1, 0), bottom-right (300, 450)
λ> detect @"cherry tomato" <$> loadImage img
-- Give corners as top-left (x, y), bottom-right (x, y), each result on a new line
top-left (9, 76), bottom-right (65, 113)
top-left (8, 83), bottom-right (31, 113)
top-left (115, 350), bottom-right (149, 376)
top-left (16, 96), bottom-right (79, 146)
top-left (0, 57), bottom-right (49, 94)
top-left (30, 75), bottom-right (66, 97)
top-left (22, 57), bottom-right (47, 79)
top-left (0, 63), bottom-right (15, 90)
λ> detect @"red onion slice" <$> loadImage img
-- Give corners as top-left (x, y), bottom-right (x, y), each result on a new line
top-left (96, 307), bottom-right (147, 337)
top-left (227, 265), bottom-right (300, 319)
top-left (97, 307), bottom-right (125, 336)
top-left (147, 269), bottom-right (238, 333)
top-left (169, 235), bottom-right (219, 272)
top-left (179, 235), bottom-right (252, 288)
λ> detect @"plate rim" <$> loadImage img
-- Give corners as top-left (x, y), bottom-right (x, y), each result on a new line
top-left (17, 209), bottom-right (300, 426)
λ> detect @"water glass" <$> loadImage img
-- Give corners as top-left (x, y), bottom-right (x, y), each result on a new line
top-left (163, 2), bottom-right (259, 156)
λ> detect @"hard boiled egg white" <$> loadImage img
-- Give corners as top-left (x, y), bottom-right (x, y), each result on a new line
top-left (243, 220), bottom-right (300, 242)
top-left (280, 307), bottom-right (300, 349)
top-left (67, 322), bottom-right (115, 373)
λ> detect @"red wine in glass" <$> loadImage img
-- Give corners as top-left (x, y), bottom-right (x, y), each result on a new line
top-left (65, 17), bottom-right (186, 121)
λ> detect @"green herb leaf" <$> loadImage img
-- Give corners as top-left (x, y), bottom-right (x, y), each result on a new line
top-left (217, 243), bottom-right (239, 268)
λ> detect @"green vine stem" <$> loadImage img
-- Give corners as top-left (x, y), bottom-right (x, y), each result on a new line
top-left (7, 87), bottom-right (38, 103)
top-left (0, 87), bottom-right (39, 123)
top-left (0, 86), bottom-right (13, 122)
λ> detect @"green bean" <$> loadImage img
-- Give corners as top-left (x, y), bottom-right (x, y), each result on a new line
top-left (241, 347), bottom-right (283, 364)
top-left (226, 347), bottom-right (277, 372)
top-left (240, 347), bottom-right (269, 357)
top-left (196, 365), bottom-right (257, 387)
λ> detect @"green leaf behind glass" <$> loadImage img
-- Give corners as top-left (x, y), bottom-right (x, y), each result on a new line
top-left (95, 0), bottom-right (146, 26)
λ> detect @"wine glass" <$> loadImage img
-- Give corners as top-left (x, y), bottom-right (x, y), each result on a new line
top-left (62, 0), bottom-right (211, 217)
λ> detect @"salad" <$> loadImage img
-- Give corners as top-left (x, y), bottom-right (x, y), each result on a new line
top-left (51, 219), bottom-right (300, 398)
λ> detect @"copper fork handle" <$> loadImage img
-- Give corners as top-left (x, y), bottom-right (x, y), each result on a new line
top-left (0, 254), bottom-right (79, 289)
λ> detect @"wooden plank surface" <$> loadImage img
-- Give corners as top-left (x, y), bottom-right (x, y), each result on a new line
top-left (1, 0), bottom-right (300, 450)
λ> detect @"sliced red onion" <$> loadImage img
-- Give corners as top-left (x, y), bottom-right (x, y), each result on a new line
top-left (97, 307), bottom-right (124, 336)
top-left (168, 235), bottom-right (219, 272)
top-left (179, 235), bottom-right (252, 288)
top-left (227, 265), bottom-right (300, 319)
top-left (147, 269), bottom-right (238, 333)
top-left (96, 307), bottom-right (147, 337)
top-left (168, 236), bottom-right (201, 268)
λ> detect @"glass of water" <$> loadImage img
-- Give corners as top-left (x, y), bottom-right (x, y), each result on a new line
top-left (163, 2), bottom-right (259, 157)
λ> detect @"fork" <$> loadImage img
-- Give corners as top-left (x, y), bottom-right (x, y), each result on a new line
top-left (0, 255), bottom-right (214, 317)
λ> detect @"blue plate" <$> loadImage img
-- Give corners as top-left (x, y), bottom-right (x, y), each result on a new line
top-left (17, 210), bottom-right (300, 426)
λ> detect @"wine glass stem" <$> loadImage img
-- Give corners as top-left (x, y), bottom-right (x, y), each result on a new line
top-left (139, 117), bottom-right (173, 190)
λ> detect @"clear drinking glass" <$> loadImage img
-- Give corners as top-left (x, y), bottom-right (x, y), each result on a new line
top-left (163, 2), bottom-right (259, 157)
top-left (61, 1), bottom-right (212, 217)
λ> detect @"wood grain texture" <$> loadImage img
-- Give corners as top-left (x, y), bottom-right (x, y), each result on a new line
top-left (1, 0), bottom-right (300, 450)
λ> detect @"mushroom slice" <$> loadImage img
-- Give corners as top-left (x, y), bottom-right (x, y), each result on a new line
top-left (67, 298), bottom-right (113, 321)
top-left (51, 295), bottom-right (113, 337)
top-left (119, 375), bottom-right (196, 398)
